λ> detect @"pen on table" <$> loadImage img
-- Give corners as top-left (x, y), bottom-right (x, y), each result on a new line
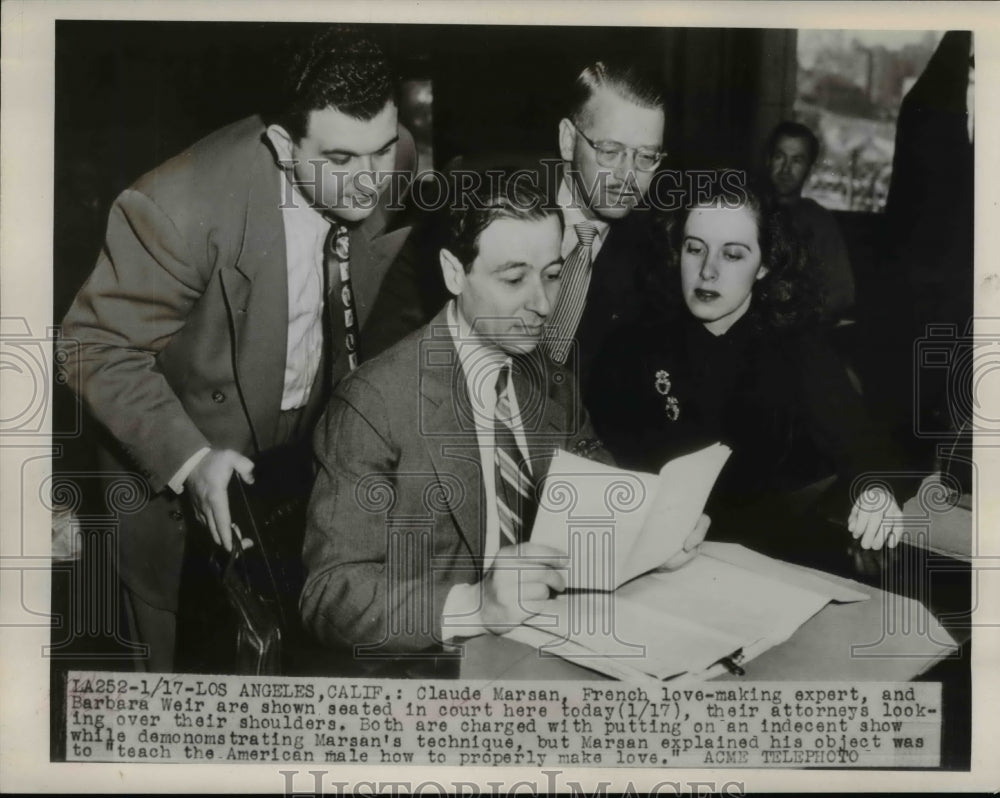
top-left (672, 648), bottom-right (747, 684)
top-left (718, 649), bottom-right (746, 676)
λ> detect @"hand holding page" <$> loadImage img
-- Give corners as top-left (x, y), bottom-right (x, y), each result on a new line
top-left (530, 443), bottom-right (731, 590)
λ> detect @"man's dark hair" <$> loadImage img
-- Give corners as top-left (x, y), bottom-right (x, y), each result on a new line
top-left (765, 121), bottom-right (820, 166)
top-left (568, 59), bottom-right (665, 126)
top-left (445, 174), bottom-right (561, 272)
top-left (266, 24), bottom-right (397, 142)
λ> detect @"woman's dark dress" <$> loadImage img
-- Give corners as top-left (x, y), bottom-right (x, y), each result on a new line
top-left (586, 312), bottom-right (906, 558)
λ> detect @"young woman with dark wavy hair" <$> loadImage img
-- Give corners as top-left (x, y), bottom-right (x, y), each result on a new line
top-left (587, 180), bottom-right (905, 554)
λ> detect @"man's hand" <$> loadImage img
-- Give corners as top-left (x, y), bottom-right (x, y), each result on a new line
top-left (480, 542), bottom-right (567, 635)
top-left (660, 513), bottom-right (711, 571)
top-left (848, 487), bottom-right (903, 550)
top-left (184, 448), bottom-right (255, 551)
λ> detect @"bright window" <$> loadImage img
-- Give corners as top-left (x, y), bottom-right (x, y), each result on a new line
top-left (795, 30), bottom-right (943, 212)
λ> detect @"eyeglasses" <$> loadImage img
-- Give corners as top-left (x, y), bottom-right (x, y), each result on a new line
top-left (572, 122), bottom-right (665, 172)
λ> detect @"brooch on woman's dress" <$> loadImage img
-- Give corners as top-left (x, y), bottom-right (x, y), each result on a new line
top-left (654, 369), bottom-right (680, 421)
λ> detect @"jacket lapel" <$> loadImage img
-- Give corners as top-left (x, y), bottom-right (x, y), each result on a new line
top-left (511, 349), bottom-right (569, 479)
top-left (351, 201), bottom-right (412, 332)
top-left (413, 320), bottom-right (576, 565)
top-left (417, 315), bottom-right (486, 567)
top-left (220, 137), bottom-right (287, 453)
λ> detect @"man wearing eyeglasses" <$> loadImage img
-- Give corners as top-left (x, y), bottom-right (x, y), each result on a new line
top-left (543, 59), bottom-right (667, 383)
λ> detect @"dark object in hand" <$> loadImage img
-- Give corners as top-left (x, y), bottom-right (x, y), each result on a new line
top-left (177, 441), bottom-right (315, 675)
top-left (210, 541), bottom-right (282, 675)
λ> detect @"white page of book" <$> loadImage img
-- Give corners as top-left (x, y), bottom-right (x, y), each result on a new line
top-left (530, 450), bottom-right (657, 589)
top-left (530, 444), bottom-right (730, 590)
top-left (622, 442), bottom-right (732, 585)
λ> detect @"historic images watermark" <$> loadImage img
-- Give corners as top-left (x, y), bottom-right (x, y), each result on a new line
top-left (277, 161), bottom-right (750, 215)
top-left (278, 769), bottom-right (747, 796)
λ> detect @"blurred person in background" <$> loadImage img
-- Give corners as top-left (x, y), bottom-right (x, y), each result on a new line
top-left (764, 121), bottom-right (855, 322)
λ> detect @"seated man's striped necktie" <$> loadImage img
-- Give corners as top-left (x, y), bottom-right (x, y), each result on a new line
top-left (493, 361), bottom-right (537, 546)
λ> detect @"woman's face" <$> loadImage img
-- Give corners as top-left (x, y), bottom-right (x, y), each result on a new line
top-left (680, 205), bottom-right (767, 336)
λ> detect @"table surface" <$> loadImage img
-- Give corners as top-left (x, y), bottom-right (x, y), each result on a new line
top-left (900, 475), bottom-right (972, 561)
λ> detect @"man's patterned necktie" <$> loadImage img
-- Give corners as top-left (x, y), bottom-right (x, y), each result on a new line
top-left (543, 222), bottom-right (598, 365)
top-left (493, 361), bottom-right (537, 546)
top-left (326, 223), bottom-right (361, 371)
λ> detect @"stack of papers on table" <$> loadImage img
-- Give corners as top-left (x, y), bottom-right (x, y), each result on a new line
top-left (508, 542), bottom-right (869, 682)
top-left (513, 443), bottom-right (869, 681)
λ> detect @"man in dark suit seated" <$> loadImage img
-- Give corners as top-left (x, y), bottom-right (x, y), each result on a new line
top-left (300, 176), bottom-right (623, 671)
top-left (57, 24), bottom-right (417, 672)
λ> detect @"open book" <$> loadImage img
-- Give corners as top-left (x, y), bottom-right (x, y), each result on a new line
top-left (506, 542), bottom-right (870, 682)
top-left (530, 443), bottom-right (732, 590)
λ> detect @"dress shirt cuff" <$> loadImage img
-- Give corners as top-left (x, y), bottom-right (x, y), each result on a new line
top-left (441, 582), bottom-right (487, 641)
top-left (168, 447), bottom-right (211, 495)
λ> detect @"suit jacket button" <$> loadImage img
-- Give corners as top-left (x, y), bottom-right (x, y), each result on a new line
top-left (169, 510), bottom-right (184, 521)
top-left (212, 390), bottom-right (226, 403)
